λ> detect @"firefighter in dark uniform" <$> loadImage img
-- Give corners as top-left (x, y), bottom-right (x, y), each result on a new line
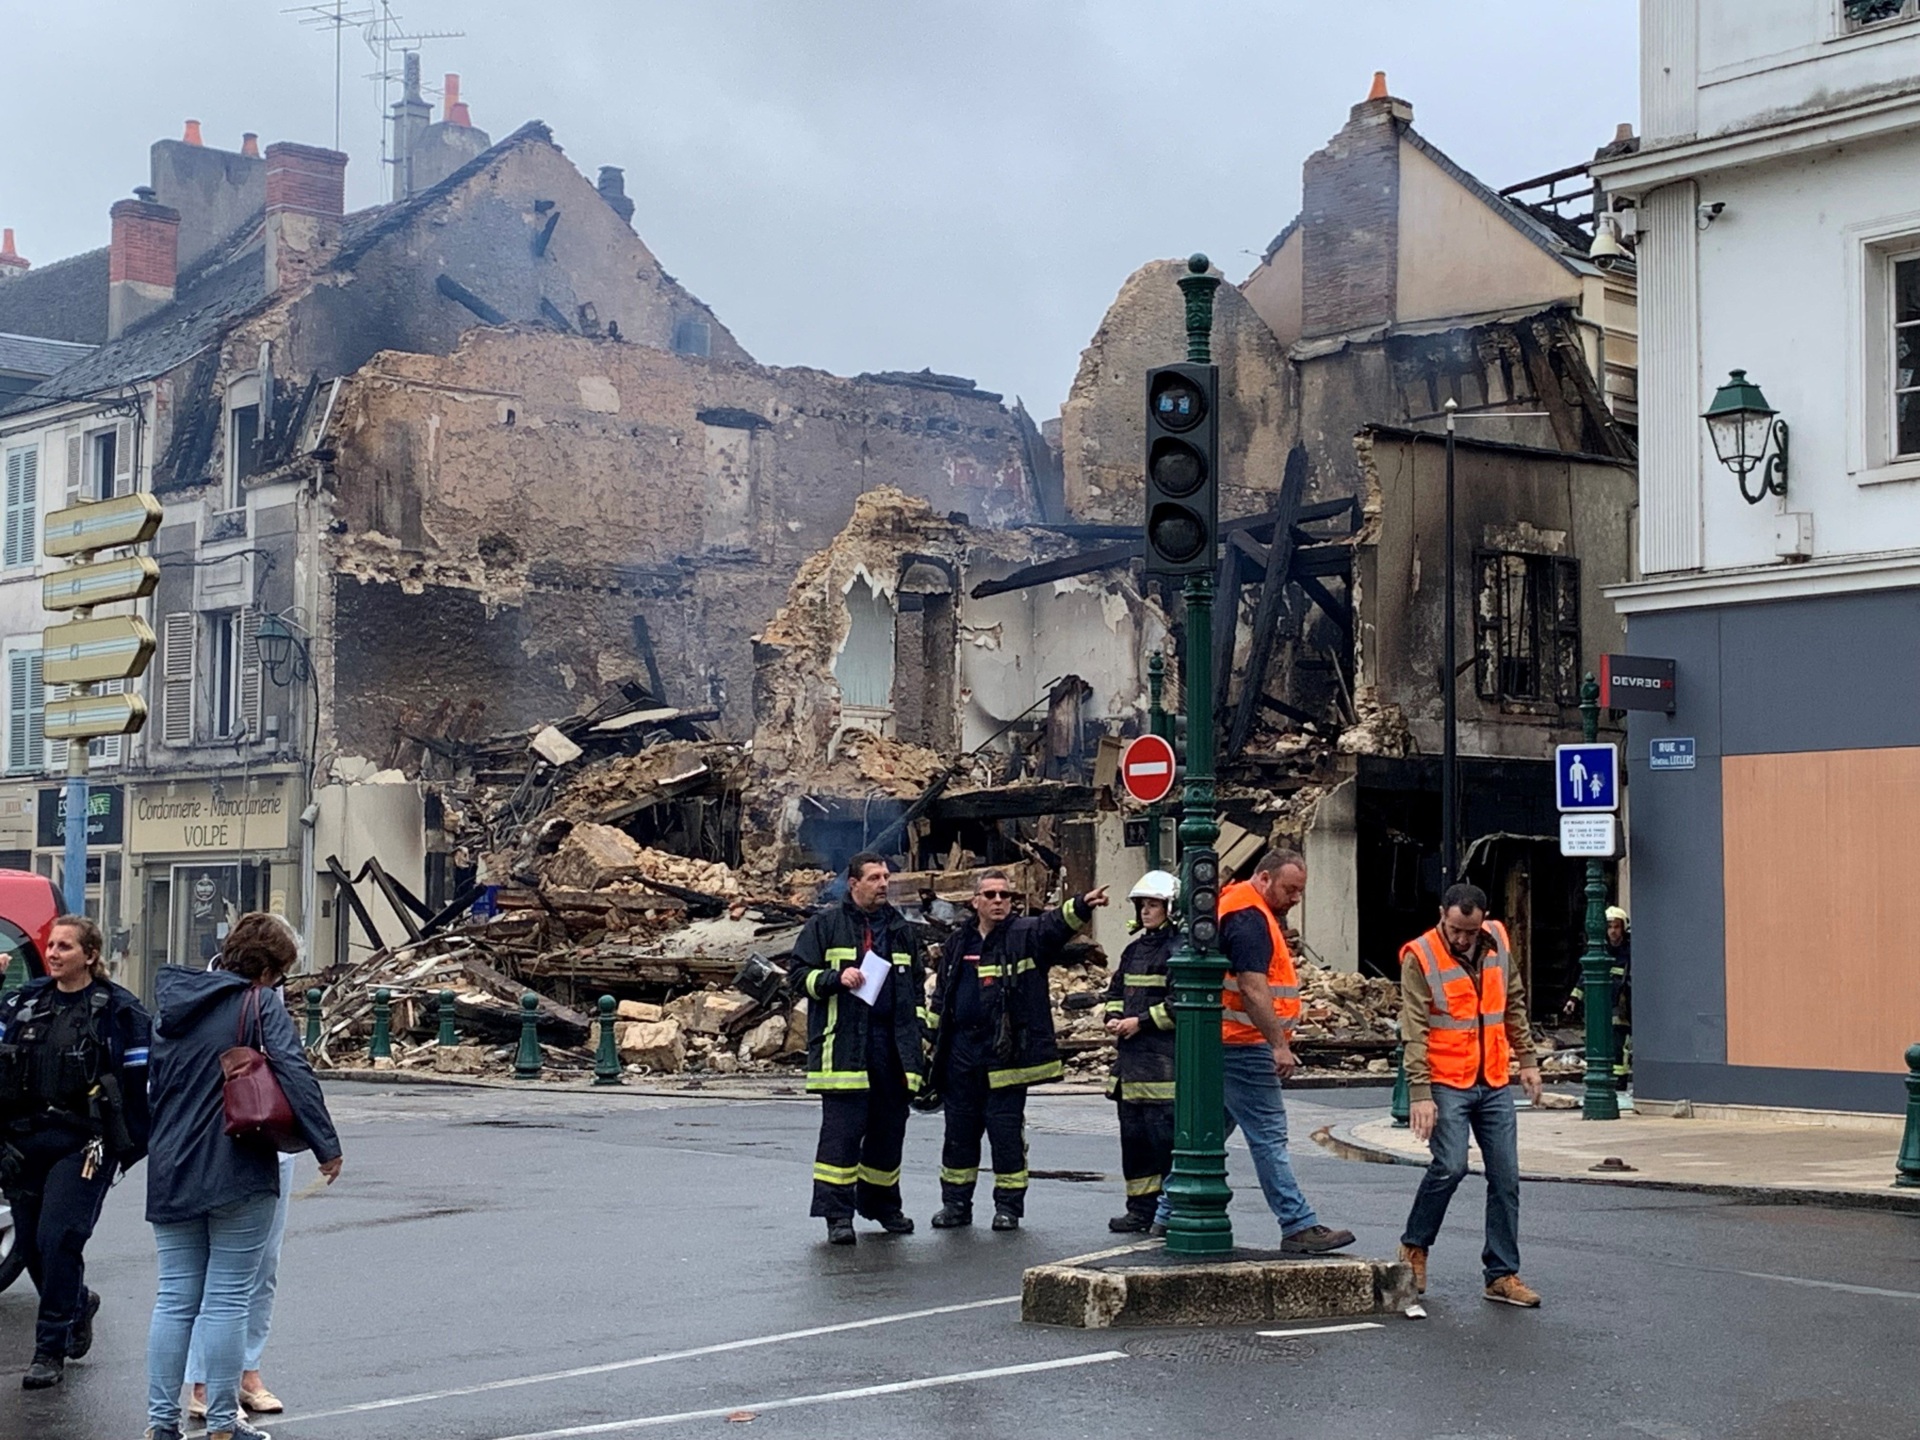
top-left (927, 873), bottom-right (1108, 1231)
top-left (793, 851), bottom-right (933, 1246)
top-left (1104, 870), bottom-right (1178, 1233)
top-left (0, 914), bottom-right (151, 1389)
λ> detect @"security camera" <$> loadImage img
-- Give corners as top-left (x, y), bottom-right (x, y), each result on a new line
top-left (1697, 201), bottom-right (1725, 229)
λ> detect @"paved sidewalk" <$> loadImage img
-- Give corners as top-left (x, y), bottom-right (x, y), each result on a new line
top-left (1319, 1100), bottom-right (1918, 1211)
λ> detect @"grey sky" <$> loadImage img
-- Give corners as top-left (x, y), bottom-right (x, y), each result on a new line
top-left (2, 1), bottom-right (1637, 417)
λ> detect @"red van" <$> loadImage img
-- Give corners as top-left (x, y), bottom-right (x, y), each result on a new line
top-left (0, 869), bottom-right (58, 996)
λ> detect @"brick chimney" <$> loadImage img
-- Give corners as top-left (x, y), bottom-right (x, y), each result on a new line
top-left (1299, 72), bottom-right (1413, 339)
top-left (443, 73), bottom-right (471, 128)
top-left (108, 191), bottom-right (181, 338)
top-left (264, 142), bottom-right (348, 293)
top-left (597, 167), bottom-right (635, 226)
top-left (389, 52), bottom-right (432, 201)
top-left (0, 228), bottom-right (27, 281)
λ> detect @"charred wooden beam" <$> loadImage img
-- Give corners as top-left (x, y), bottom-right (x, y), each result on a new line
top-left (1226, 445), bottom-right (1308, 760)
top-left (435, 274), bottom-right (508, 325)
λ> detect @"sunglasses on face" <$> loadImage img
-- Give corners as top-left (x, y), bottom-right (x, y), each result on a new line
top-left (978, 891), bottom-right (1015, 901)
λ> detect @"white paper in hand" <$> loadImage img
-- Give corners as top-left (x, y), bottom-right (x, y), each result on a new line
top-left (851, 949), bottom-right (890, 1006)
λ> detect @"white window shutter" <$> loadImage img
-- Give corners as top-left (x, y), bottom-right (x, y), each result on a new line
top-left (86, 680), bottom-right (124, 767)
top-left (65, 434), bottom-right (83, 508)
top-left (46, 675), bottom-right (68, 772)
top-left (2, 448), bottom-right (29, 568)
top-left (27, 654), bottom-right (48, 773)
top-left (6, 652), bottom-right (28, 773)
top-left (113, 421), bottom-right (134, 496)
top-left (160, 613), bottom-right (194, 747)
top-left (239, 607), bottom-right (262, 737)
top-left (2, 452), bottom-right (18, 569)
top-left (17, 449), bottom-right (35, 565)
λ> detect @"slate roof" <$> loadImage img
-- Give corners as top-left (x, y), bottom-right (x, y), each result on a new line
top-left (0, 332), bottom-right (94, 378)
top-left (0, 248), bottom-right (110, 345)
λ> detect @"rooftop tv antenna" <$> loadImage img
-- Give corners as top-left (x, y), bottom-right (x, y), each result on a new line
top-left (284, 0), bottom-right (375, 151)
top-left (361, 1), bottom-right (464, 179)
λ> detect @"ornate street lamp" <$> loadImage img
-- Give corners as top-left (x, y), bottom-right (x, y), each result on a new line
top-left (1703, 369), bottom-right (1789, 504)
top-left (257, 610), bottom-right (311, 686)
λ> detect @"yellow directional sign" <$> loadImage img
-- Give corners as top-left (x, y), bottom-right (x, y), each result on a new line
top-left (42, 492), bottom-right (164, 558)
top-left (44, 691), bottom-right (147, 741)
top-left (41, 616), bottom-right (157, 686)
top-left (41, 554), bottom-right (161, 612)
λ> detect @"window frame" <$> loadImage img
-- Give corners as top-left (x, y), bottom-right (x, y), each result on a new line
top-left (90, 426), bottom-right (117, 502)
top-left (1840, 0), bottom-right (1920, 36)
top-left (1473, 550), bottom-right (1581, 712)
top-left (1851, 225), bottom-right (1920, 486)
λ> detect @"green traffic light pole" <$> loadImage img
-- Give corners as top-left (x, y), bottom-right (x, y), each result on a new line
top-left (1145, 651), bottom-right (1168, 871)
top-left (1578, 674), bottom-right (1620, 1121)
top-left (1162, 254), bottom-right (1234, 1256)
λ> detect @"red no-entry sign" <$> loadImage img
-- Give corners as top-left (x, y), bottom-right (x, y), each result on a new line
top-left (1119, 733), bottom-right (1178, 805)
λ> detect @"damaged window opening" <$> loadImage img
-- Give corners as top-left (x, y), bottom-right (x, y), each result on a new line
top-left (227, 403), bottom-right (260, 506)
top-left (834, 577), bottom-right (896, 733)
top-left (1474, 552), bottom-right (1580, 707)
top-left (672, 319), bottom-right (711, 358)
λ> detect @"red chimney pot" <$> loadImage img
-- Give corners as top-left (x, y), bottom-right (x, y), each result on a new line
top-left (0, 228), bottom-right (27, 273)
top-left (242, 132), bottom-right (260, 158)
top-left (1367, 71), bottom-right (1388, 101)
top-left (183, 119), bottom-right (203, 146)
top-left (444, 73), bottom-right (472, 127)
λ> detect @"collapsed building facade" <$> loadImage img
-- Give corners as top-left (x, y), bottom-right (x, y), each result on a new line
top-left (1042, 78), bottom-right (1641, 1009)
top-left (0, 80), bottom-right (1062, 989)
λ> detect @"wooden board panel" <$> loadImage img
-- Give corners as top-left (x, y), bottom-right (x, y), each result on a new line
top-left (1723, 748), bottom-right (1920, 1073)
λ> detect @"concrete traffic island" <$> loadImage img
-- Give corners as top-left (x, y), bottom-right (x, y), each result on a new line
top-left (1022, 1241), bottom-right (1416, 1329)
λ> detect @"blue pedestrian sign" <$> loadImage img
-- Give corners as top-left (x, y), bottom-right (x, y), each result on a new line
top-left (1555, 743), bottom-right (1619, 812)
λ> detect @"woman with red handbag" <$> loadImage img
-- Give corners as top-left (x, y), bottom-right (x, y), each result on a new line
top-left (142, 914), bottom-right (343, 1440)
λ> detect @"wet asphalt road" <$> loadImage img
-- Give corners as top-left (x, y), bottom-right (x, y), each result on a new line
top-left (1, 1080), bottom-right (1916, 1440)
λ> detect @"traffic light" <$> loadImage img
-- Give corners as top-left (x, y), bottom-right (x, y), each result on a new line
top-left (1185, 848), bottom-right (1220, 952)
top-left (1144, 362), bottom-right (1219, 577)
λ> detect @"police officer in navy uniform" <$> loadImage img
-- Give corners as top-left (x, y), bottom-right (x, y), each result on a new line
top-left (0, 914), bottom-right (151, 1389)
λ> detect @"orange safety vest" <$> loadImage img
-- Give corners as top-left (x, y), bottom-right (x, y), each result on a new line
top-left (1217, 880), bottom-right (1301, 1046)
top-left (1402, 920), bottom-right (1514, 1089)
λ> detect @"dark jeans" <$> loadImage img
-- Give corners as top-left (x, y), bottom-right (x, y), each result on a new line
top-left (6, 1129), bottom-right (113, 1358)
top-left (1400, 1081), bottom-right (1522, 1283)
top-left (940, 1061), bottom-right (1029, 1216)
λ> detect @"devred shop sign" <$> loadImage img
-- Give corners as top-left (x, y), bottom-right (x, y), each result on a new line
top-left (1600, 653), bottom-right (1676, 713)
top-left (1119, 733), bottom-right (1178, 805)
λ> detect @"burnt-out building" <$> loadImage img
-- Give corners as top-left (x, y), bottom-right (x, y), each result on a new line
top-left (0, 91), bottom-right (1049, 985)
top-left (1052, 76), bottom-right (1640, 1008)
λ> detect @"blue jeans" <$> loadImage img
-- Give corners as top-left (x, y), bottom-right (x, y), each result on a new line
top-left (1156, 1042), bottom-right (1320, 1236)
top-left (186, 1155), bottom-right (295, 1386)
top-left (147, 1193), bottom-right (279, 1435)
top-left (1400, 1081), bottom-right (1522, 1283)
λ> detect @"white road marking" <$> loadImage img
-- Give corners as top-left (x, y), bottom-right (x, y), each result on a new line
top-left (1256, 1321), bottom-right (1385, 1337)
top-left (1738, 1270), bottom-right (1920, 1301)
top-left (488, 1352), bottom-right (1130, 1440)
top-left (275, 1295), bottom-right (1020, 1424)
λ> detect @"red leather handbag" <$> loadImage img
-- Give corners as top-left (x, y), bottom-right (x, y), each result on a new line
top-left (221, 986), bottom-right (303, 1152)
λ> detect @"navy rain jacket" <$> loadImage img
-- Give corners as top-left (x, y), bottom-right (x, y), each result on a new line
top-left (146, 967), bottom-right (342, 1226)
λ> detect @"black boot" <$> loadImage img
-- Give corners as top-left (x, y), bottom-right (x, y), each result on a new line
top-left (22, 1353), bottom-right (63, 1389)
top-left (873, 1211), bottom-right (915, 1235)
top-left (1108, 1212), bottom-right (1152, 1233)
top-left (826, 1219), bottom-right (857, 1246)
top-left (930, 1203), bottom-right (973, 1229)
top-left (67, 1289), bottom-right (100, 1359)
top-left (991, 1209), bottom-right (1020, 1232)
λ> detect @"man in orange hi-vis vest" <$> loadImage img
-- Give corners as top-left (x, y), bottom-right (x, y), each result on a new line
top-left (1152, 849), bottom-right (1353, 1253)
top-left (1397, 882), bottom-right (1544, 1308)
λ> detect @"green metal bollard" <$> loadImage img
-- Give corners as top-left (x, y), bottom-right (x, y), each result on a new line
top-left (1896, 1042), bottom-right (1920, 1189)
top-left (369, 987), bottom-right (392, 1061)
top-left (513, 993), bottom-right (543, 1080)
top-left (437, 989), bottom-right (458, 1048)
top-left (1577, 674), bottom-right (1620, 1121)
top-left (1391, 1041), bottom-right (1411, 1128)
top-left (594, 995), bottom-right (623, 1086)
top-left (305, 987), bottom-right (324, 1051)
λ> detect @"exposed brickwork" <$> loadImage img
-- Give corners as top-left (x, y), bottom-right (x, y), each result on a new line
top-left (107, 199), bottom-right (180, 288)
top-left (264, 142), bottom-right (348, 218)
top-left (1299, 98), bottom-right (1403, 339)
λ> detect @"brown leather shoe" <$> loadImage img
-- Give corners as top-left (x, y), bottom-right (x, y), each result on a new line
top-left (1483, 1273), bottom-right (1541, 1307)
top-left (1397, 1242), bottom-right (1427, 1295)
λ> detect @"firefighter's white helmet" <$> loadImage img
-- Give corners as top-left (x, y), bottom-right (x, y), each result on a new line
top-left (1129, 870), bottom-right (1179, 903)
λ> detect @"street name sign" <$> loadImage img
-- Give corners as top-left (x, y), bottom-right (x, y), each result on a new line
top-left (1556, 743), bottom-right (1619, 812)
top-left (1648, 737), bottom-right (1696, 771)
top-left (44, 691), bottom-right (147, 741)
top-left (42, 554), bottom-right (160, 611)
top-left (41, 615), bottom-right (156, 687)
top-left (1119, 733), bottom-right (1178, 805)
top-left (42, 492), bottom-right (164, 558)
top-left (1600, 652), bottom-right (1676, 713)
top-left (1559, 813), bottom-right (1617, 858)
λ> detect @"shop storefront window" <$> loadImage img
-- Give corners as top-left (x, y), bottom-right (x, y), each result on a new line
top-left (167, 861), bottom-right (267, 967)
